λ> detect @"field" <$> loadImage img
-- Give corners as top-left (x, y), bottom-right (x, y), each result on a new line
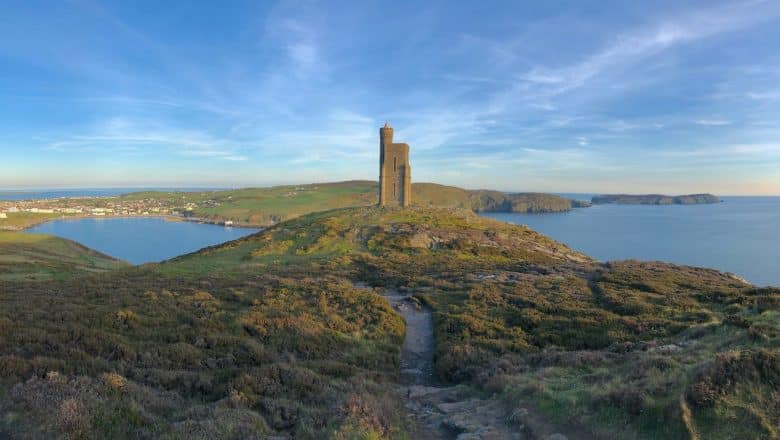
top-left (0, 207), bottom-right (776, 438)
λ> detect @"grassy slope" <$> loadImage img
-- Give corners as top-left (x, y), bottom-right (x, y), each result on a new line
top-left (169, 207), bottom-right (780, 439)
top-left (1, 207), bottom-right (776, 439)
top-left (0, 212), bottom-right (61, 231)
top-left (0, 231), bottom-right (128, 281)
top-left (119, 181), bottom-right (587, 227)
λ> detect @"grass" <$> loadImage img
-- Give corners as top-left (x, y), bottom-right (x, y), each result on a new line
top-left (0, 269), bottom-right (407, 438)
top-left (0, 212), bottom-right (61, 231)
top-left (118, 181), bottom-right (588, 227)
top-left (0, 206), bottom-right (776, 439)
top-left (0, 231), bottom-right (128, 281)
top-left (426, 261), bottom-right (779, 439)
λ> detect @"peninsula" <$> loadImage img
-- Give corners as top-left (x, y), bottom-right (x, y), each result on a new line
top-left (0, 182), bottom-right (589, 231)
top-left (592, 193), bottom-right (720, 205)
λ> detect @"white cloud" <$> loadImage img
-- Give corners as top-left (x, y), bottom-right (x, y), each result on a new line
top-left (47, 117), bottom-right (248, 161)
top-left (695, 119), bottom-right (732, 126)
top-left (519, 70), bottom-right (564, 84)
top-left (268, 16), bottom-right (325, 78)
top-left (747, 90), bottom-right (780, 100)
top-left (509, 1), bottom-right (780, 101)
top-left (657, 143), bottom-right (780, 158)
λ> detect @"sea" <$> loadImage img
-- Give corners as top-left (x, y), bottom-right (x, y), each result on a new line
top-left (12, 189), bottom-right (780, 286)
top-left (480, 195), bottom-right (780, 287)
top-left (26, 217), bottom-right (259, 265)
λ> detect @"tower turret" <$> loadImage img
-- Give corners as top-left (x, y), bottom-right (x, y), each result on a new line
top-left (380, 121), bottom-right (393, 147)
top-left (378, 122), bottom-right (411, 208)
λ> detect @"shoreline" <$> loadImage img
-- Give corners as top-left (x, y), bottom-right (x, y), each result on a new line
top-left (3, 214), bottom-right (265, 233)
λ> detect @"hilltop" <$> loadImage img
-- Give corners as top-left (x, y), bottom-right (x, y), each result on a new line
top-left (0, 231), bottom-right (128, 281)
top-left (1, 182), bottom-right (589, 231)
top-left (0, 206), bottom-right (776, 439)
top-left (592, 193), bottom-right (720, 205)
top-left (119, 181), bottom-right (589, 227)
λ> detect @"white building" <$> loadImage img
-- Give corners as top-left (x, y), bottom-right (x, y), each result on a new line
top-left (0, 213), bottom-right (7, 219)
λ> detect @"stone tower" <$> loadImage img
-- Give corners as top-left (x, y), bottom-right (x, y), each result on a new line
top-left (379, 122), bottom-right (411, 207)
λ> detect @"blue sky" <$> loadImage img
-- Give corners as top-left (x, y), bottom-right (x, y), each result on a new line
top-left (2, 0), bottom-right (780, 194)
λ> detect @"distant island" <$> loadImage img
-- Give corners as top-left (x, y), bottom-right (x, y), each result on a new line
top-left (592, 193), bottom-right (720, 205)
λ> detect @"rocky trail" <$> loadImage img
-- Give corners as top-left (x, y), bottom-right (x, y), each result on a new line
top-left (382, 291), bottom-right (435, 385)
top-left (381, 289), bottom-right (529, 440)
top-left (351, 283), bottom-right (574, 439)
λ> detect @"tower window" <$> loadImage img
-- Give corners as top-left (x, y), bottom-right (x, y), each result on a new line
top-left (393, 183), bottom-right (396, 197)
top-left (394, 157), bottom-right (397, 172)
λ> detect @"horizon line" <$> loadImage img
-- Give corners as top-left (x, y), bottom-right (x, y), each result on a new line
top-left (1, 182), bottom-right (778, 198)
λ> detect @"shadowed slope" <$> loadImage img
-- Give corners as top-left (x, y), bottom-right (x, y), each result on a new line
top-left (0, 231), bottom-right (128, 281)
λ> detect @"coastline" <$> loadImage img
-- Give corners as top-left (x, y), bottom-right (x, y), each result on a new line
top-left (4, 214), bottom-right (265, 233)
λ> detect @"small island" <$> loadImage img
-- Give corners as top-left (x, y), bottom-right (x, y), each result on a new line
top-left (592, 193), bottom-right (720, 205)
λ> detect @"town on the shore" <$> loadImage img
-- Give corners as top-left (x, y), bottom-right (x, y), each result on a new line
top-left (0, 194), bottom-right (233, 227)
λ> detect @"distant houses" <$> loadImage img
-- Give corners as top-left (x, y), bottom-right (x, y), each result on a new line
top-left (0, 213), bottom-right (7, 219)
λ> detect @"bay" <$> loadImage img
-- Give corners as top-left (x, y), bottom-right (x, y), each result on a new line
top-left (480, 196), bottom-right (780, 287)
top-left (26, 217), bottom-right (259, 265)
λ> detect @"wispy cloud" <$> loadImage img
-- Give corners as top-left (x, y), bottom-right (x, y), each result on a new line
top-left (516, 1), bottom-right (780, 97)
top-left (47, 117), bottom-right (248, 161)
top-left (657, 143), bottom-right (780, 158)
top-left (747, 90), bottom-right (780, 100)
top-left (2, 1), bottom-right (780, 192)
top-left (695, 119), bottom-right (732, 126)
top-left (267, 14), bottom-right (326, 78)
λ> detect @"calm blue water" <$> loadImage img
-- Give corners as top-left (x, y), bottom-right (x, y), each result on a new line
top-left (0, 188), bottom-right (226, 201)
top-left (481, 197), bottom-right (780, 287)
top-left (27, 217), bottom-right (259, 265)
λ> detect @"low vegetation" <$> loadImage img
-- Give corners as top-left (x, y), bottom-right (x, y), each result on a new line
top-left (0, 206), bottom-right (776, 439)
top-left (0, 212), bottom-right (61, 231)
top-left (0, 231), bottom-right (127, 281)
top-left (0, 268), bottom-right (406, 438)
top-left (119, 181), bottom-right (589, 227)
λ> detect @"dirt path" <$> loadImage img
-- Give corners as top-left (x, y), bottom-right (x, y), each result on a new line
top-left (353, 284), bottom-right (562, 439)
top-left (383, 290), bottom-right (435, 386)
top-left (380, 289), bottom-right (530, 440)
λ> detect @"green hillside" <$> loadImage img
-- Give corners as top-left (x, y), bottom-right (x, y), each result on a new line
top-left (413, 183), bottom-right (590, 212)
top-left (0, 212), bottom-right (61, 231)
top-left (120, 181), bottom-right (588, 227)
top-left (0, 207), bottom-right (776, 439)
top-left (592, 193), bottom-right (721, 205)
top-left (0, 231), bottom-right (128, 281)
